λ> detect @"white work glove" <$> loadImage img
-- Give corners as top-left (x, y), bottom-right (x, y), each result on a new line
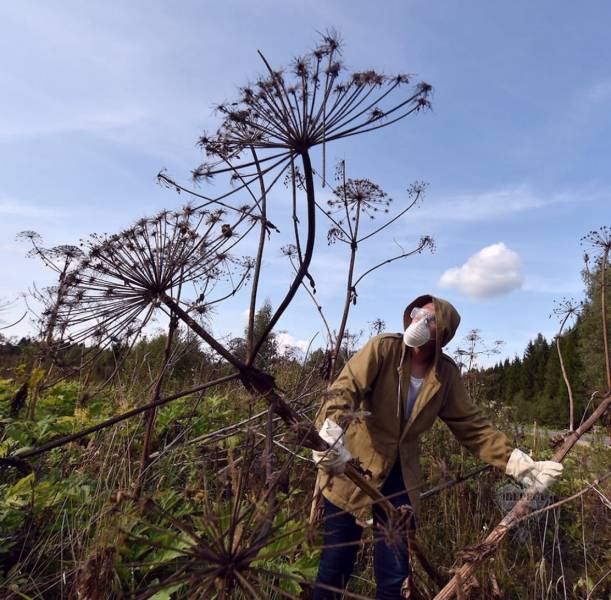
top-left (311, 418), bottom-right (352, 475)
top-left (505, 448), bottom-right (564, 493)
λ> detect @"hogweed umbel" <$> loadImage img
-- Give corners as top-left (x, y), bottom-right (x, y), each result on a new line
top-left (50, 206), bottom-right (255, 355)
top-left (188, 30), bottom-right (432, 192)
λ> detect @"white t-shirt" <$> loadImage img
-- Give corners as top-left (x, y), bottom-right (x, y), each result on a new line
top-left (406, 375), bottom-right (424, 421)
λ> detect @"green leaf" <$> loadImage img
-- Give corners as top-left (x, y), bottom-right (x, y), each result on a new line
top-left (147, 582), bottom-right (184, 600)
top-left (6, 473), bottom-right (35, 499)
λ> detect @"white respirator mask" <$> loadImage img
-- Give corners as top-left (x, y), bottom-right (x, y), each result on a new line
top-left (403, 307), bottom-right (435, 348)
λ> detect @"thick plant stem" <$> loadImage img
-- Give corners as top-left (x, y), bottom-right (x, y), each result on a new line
top-left (330, 240), bottom-right (357, 380)
top-left (556, 312), bottom-right (576, 432)
top-left (247, 148), bottom-right (268, 360)
top-left (433, 391), bottom-right (611, 600)
top-left (26, 259), bottom-right (71, 420)
top-left (135, 314), bottom-right (177, 498)
top-left (161, 295), bottom-right (246, 370)
top-left (601, 248), bottom-right (610, 390)
top-left (329, 171), bottom-right (361, 379)
top-left (248, 150), bottom-right (317, 363)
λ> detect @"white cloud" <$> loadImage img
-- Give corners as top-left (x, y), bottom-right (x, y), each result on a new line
top-left (438, 243), bottom-right (523, 298)
top-left (276, 331), bottom-right (310, 354)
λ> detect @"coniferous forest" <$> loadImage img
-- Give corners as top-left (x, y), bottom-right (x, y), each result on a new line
top-left (479, 263), bottom-right (610, 429)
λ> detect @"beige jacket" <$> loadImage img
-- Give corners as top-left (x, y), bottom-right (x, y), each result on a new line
top-left (315, 294), bottom-right (513, 521)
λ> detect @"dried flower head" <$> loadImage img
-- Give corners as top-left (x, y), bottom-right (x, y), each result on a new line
top-left (580, 225), bottom-right (611, 253)
top-left (580, 225), bottom-right (611, 273)
top-left (191, 31), bottom-right (432, 186)
top-left (551, 297), bottom-right (582, 320)
top-left (18, 231), bottom-right (84, 275)
top-left (51, 207), bottom-right (254, 351)
top-left (326, 178), bottom-right (391, 223)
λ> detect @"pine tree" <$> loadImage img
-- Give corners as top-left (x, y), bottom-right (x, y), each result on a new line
top-left (577, 261), bottom-right (611, 392)
top-left (230, 299), bottom-right (279, 370)
top-left (478, 229), bottom-right (609, 427)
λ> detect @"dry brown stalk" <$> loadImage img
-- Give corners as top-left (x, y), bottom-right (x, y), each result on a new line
top-left (489, 572), bottom-right (503, 598)
top-left (433, 391), bottom-right (611, 600)
top-left (602, 245), bottom-right (610, 389)
top-left (552, 299), bottom-right (580, 432)
top-left (556, 335), bottom-right (576, 432)
top-left (134, 313), bottom-right (178, 498)
top-left (581, 226), bottom-right (611, 389)
top-left (454, 572), bottom-right (464, 600)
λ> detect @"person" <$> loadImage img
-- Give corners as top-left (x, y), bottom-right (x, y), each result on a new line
top-left (311, 294), bottom-right (564, 599)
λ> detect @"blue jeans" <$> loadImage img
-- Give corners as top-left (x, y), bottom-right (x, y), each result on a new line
top-left (313, 459), bottom-right (413, 600)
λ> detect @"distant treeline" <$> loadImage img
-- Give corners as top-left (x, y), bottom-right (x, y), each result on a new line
top-left (480, 265), bottom-right (610, 427)
top-left (0, 300), bottom-right (334, 400)
top-left (1, 271), bottom-right (608, 429)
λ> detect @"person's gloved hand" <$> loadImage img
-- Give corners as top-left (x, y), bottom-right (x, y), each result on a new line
top-left (312, 418), bottom-right (352, 475)
top-left (505, 448), bottom-right (564, 493)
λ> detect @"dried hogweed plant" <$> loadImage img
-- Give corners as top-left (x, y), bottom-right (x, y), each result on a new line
top-left (16, 231), bottom-right (85, 418)
top-left (145, 33), bottom-right (435, 489)
top-left (286, 159), bottom-right (432, 383)
top-left (550, 297), bottom-right (582, 431)
top-left (159, 29), bottom-right (432, 365)
top-left (53, 206), bottom-right (255, 362)
top-left (321, 161), bottom-right (432, 378)
top-left (8, 32), bottom-right (437, 599)
top-left (18, 232), bottom-right (84, 353)
top-left (581, 225), bottom-right (611, 390)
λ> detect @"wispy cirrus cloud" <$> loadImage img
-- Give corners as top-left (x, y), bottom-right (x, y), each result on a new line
top-left (410, 185), bottom-right (584, 223)
top-left (0, 109), bottom-right (150, 141)
top-left (0, 3), bottom-right (218, 159)
top-left (582, 77), bottom-right (611, 105)
top-left (522, 275), bottom-right (583, 295)
top-left (0, 197), bottom-right (60, 220)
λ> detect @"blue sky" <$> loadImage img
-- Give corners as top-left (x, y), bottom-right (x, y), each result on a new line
top-left (1, 1), bottom-right (610, 366)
